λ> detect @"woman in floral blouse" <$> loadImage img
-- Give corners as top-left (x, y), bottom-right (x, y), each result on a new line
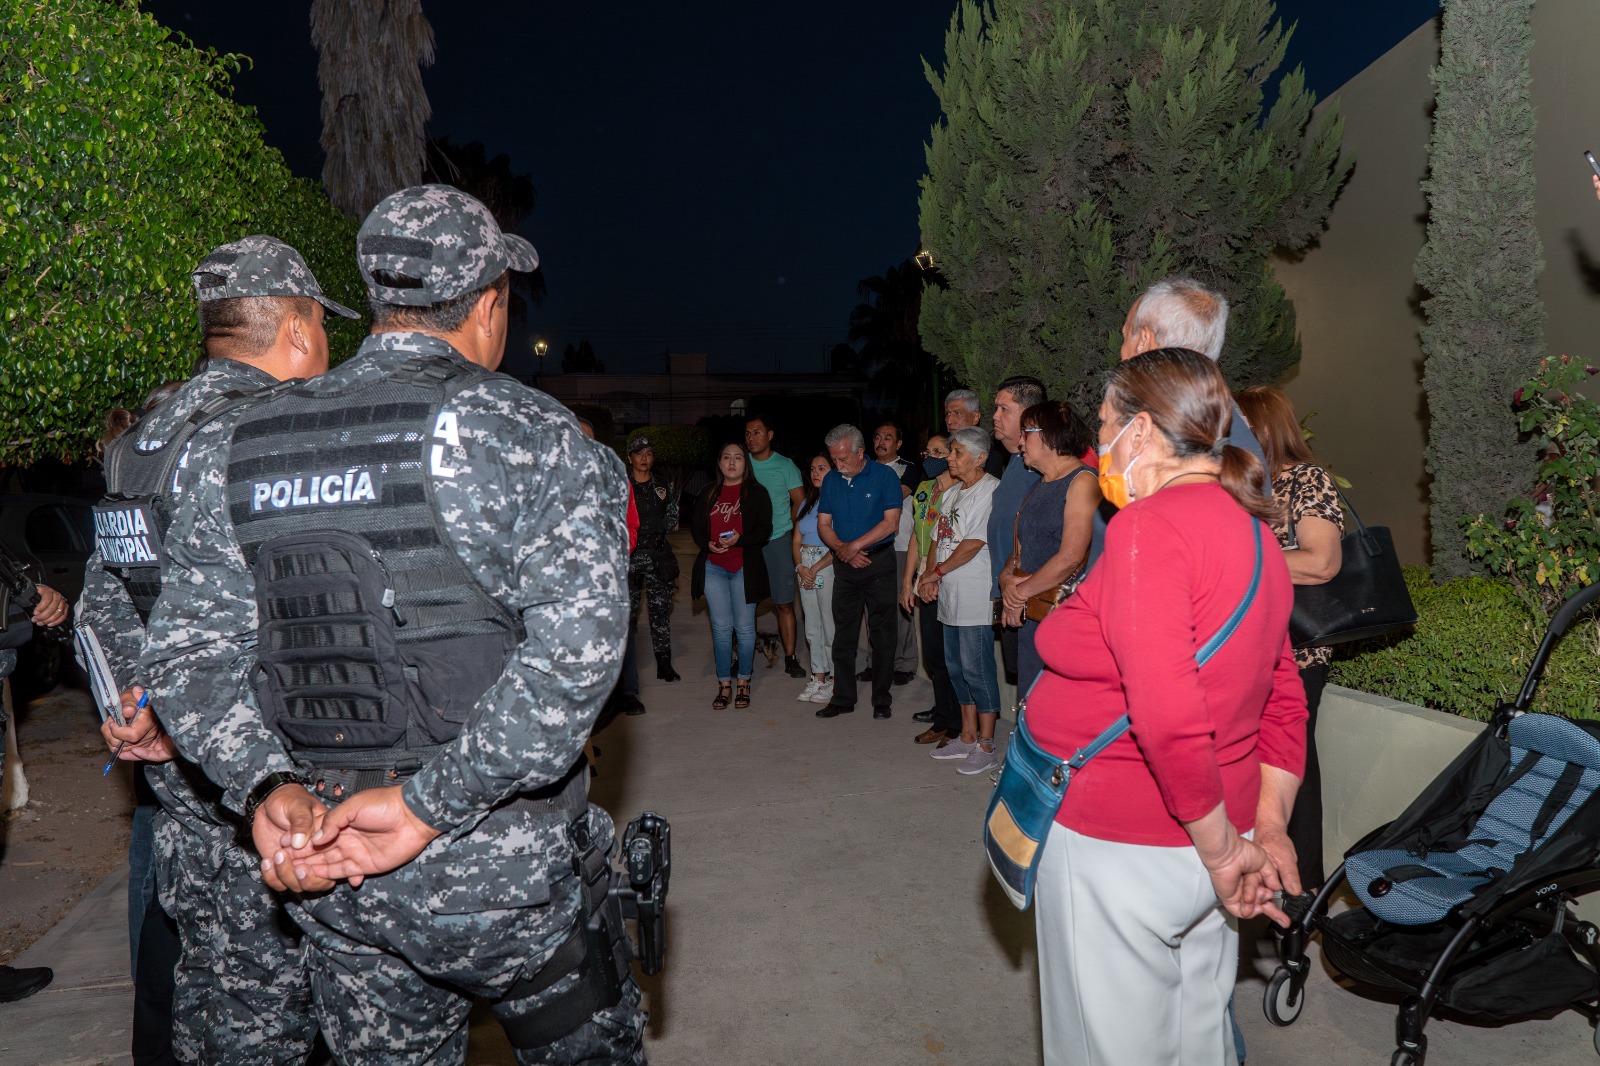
top-left (1235, 386), bottom-right (1343, 890)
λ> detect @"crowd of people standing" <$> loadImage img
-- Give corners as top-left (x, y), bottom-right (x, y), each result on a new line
top-left (625, 273), bottom-right (1342, 1066)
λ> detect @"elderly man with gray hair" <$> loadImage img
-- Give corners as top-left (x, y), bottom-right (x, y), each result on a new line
top-left (944, 388), bottom-right (1009, 479)
top-left (1117, 276), bottom-right (1267, 472)
top-left (815, 424), bottom-right (904, 720)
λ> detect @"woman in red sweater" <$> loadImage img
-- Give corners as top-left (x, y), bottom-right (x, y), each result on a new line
top-left (1029, 348), bottom-right (1308, 1065)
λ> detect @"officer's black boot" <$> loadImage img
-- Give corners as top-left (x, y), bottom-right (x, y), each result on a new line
top-left (655, 655), bottom-right (680, 683)
top-left (0, 963), bottom-right (52, 1002)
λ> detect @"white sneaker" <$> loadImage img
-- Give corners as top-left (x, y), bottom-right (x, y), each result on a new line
top-left (796, 680), bottom-right (821, 702)
top-left (957, 744), bottom-right (1000, 776)
top-left (932, 737), bottom-right (978, 761)
top-left (807, 680), bottom-right (834, 704)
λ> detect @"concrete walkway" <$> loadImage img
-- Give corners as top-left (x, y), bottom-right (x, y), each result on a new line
top-left (4, 538), bottom-right (1598, 1064)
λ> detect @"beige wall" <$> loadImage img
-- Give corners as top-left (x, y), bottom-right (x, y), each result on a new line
top-left (1273, 0), bottom-right (1600, 565)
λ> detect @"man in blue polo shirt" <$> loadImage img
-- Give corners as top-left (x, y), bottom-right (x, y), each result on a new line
top-left (815, 424), bottom-right (902, 720)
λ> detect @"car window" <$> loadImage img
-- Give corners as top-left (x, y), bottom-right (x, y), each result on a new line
top-left (25, 505), bottom-right (89, 554)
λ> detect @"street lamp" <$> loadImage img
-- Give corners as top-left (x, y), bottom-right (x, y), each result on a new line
top-left (532, 337), bottom-right (549, 386)
top-left (913, 247), bottom-right (935, 271)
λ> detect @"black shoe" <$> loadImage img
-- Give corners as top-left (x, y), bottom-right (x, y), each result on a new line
top-left (912, 709), bottom-right (936, 723)
top-left (623, 696), bottom-right (646, 716)
top-left (856, 668), bottom-right (872, 682)
top-left (892, 671), bottom-right (915, 686)
top-left (0, 964), bottom-right (52, 1003)
top-left (815, 703), bottom-right (855, 719)
top-left (873, 706), bottom-right (892, 720)
top-left (656, 658), bottom-right (681, 683)
top-left (784, 655), bottom-right (807, 679)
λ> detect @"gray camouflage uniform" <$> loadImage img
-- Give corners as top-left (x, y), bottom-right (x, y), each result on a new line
top-left (78, 360), bottom-right (313, 1065)
top-left (76, 235), bottom-right (357, 1064)
top-left (140, 187), bottom-right (645, 1065)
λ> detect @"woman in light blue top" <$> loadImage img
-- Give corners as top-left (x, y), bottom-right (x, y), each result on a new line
top-left (792, 453), bottom-right (836, 704)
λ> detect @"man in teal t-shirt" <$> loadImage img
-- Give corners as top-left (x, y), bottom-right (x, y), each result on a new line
top-left (745, 414), bottom-right (807, 678)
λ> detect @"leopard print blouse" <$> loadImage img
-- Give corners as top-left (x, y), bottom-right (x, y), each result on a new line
top-left (1268, 462), bottom-right (1344, 669)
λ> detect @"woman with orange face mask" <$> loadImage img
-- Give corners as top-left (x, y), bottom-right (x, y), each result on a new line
top-left (1025, 348), bottom-right (1309, 1066)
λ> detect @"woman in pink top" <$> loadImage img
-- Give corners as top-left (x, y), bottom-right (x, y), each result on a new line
top-left (1028, 348), bottom-right (1308, 1065)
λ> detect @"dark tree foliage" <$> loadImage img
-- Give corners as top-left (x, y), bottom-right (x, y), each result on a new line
top-left (849, 258), bottom-right (946, 438)
top-left (562, 340), bottom-right (605, 374)
top-left (919, 0), bottom-right (1348, 411)
top-left (1418, 0), bottom-right (1544, 579)
top-left (422, 137), bottom-right (546, 324)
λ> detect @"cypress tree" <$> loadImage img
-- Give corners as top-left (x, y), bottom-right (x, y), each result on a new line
top-left (1416, 0), bottom-right (1544, 579)
top-left (918, 0), bottom-right (1347, 411)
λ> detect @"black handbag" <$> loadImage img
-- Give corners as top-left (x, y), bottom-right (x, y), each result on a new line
top-left (1286, 484), bottom-right (1418, 648)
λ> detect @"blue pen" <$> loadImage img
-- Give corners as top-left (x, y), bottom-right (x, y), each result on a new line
top-left (103, 689), bottom-right (151, 775)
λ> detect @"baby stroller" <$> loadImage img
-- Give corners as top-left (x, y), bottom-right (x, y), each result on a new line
top-left (1264, 581), bottom-right (1600, 1065)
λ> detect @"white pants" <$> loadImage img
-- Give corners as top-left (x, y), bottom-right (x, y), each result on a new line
top-left (798, 546), bottom-right (835, 677)
top-left (1035, 822), bottom-right (1239, 1066)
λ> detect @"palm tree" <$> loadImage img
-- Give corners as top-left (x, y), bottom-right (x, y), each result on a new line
top-left (311, 0), bottom-right (435, 218)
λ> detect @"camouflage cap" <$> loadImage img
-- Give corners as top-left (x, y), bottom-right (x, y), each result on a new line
top-left (357, 183), bottom-right (539, 307)
top-left (627, 435), bottom-right (652, 455)
top-left (191, 235), bottom-right (359, 318)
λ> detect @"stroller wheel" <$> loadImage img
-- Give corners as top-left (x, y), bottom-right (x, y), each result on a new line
top-left (1262, 968), bottom-right (1305, 1027)
top-left (1593, 1020), bottom-right (1600, 1058)
top-left (1390, 1051), bottom-right (1420, 1066)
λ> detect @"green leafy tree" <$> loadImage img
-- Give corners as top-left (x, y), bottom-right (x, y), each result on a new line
top-left (918, 0), bottom-right (1348, 410)
top-left (1416, 0), bottom-right (1544, 579)
top-left (0, 0), bottom-right (363, 467)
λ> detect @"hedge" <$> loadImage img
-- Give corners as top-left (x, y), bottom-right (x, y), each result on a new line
top-left (0, 0), bottom-right (364, 466)
top-left (1331, 566), bottom-right (1600, 721)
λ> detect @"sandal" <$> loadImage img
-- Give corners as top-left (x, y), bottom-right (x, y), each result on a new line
top-left (712, 682), bottom-right (731, 710)
top-left (734, 680), bottom-right (751, 709)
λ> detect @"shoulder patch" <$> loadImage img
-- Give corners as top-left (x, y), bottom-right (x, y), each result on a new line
top-left (93, 500), bottom-right (163, 567)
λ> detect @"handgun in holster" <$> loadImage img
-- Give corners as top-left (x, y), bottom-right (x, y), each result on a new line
top-left (615, 811), bottom-right (670, 976)
top-left (494, 810), bottom-right (671, 1050)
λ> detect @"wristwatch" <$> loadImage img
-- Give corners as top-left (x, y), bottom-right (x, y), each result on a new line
top-left (243, 770), bottom-right (306, 822)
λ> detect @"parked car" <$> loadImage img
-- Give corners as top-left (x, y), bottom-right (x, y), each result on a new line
top-left (0, 493), bottom-right (95, 693)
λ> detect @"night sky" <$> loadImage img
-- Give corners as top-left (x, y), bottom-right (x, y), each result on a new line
top-left (142, 0), bottom-right (1442, 378)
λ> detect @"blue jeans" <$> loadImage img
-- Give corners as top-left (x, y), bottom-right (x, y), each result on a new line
top-left (703, 563), bottom-right (756, 681)
top-left (943, 623), bottom-right (1000, 715)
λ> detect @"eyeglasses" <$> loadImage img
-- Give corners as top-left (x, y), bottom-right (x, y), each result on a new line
top-left (1022, 426), bottom-right (1042, 434)
top-left (920, 449), bottom-right (949, 459)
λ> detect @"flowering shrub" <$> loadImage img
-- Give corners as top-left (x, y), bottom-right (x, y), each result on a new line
top-left (1462, 354), bottom-right (1600, 616)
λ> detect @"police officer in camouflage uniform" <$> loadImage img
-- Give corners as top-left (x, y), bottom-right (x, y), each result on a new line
top-left (140, 185), bottom-right (646, 1064)
top-left (626, 435), bottom-right (680, 682)
top-left (81, 235), bottom-right (352, 1062)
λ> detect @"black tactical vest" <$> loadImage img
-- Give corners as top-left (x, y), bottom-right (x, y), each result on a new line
top-left (225, 355), bottom-right (520, 770)
top-left (96, 389), bottom-right (255, 624)
top-left (632, 475), bottom-right (671, 548)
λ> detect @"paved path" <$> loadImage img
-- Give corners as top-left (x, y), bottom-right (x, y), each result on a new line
top-left (4, 537), bottom-right (1597, 1064)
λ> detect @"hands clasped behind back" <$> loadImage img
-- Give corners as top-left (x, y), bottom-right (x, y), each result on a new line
top-left (254, 783), bottom-right (442, 894)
